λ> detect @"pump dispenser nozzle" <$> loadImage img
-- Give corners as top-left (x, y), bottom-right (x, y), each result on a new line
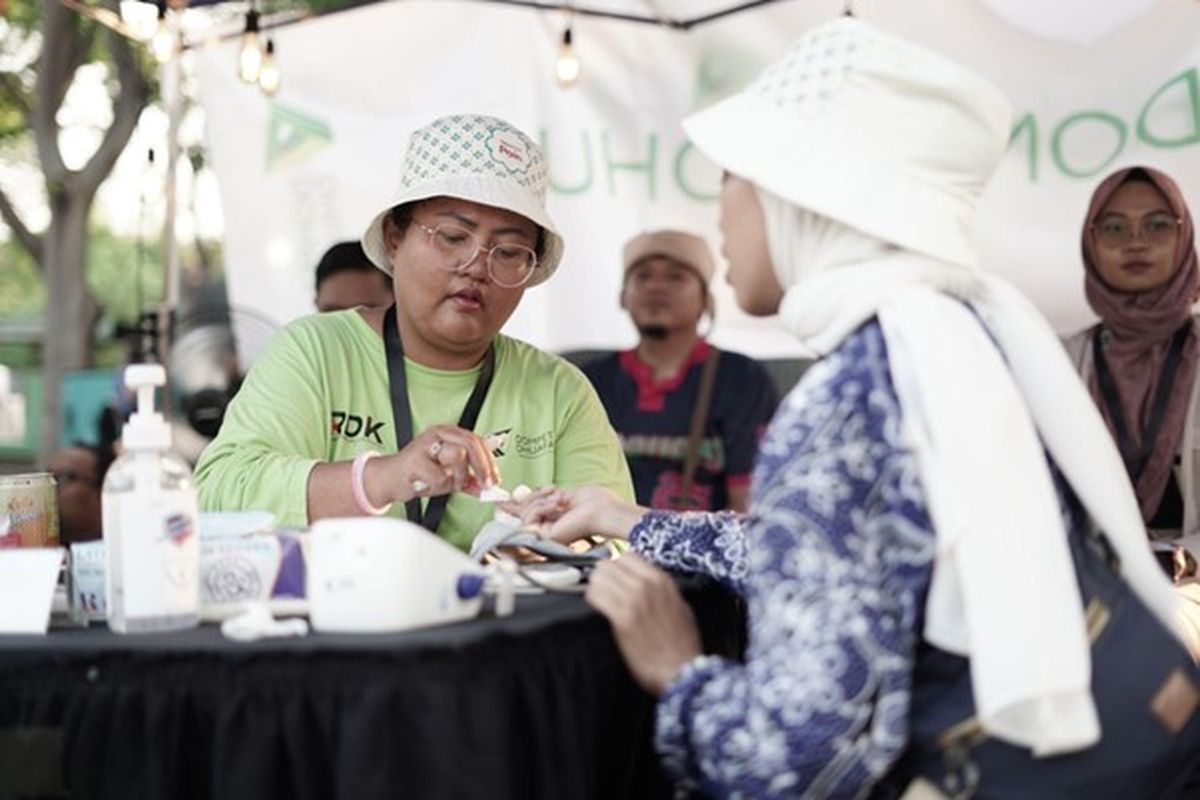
top-left (121, 364), bottom-right (172, 452)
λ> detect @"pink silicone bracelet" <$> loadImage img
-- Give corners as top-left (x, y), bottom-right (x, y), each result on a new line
top-left (351, 451), bottom-right (390, 516)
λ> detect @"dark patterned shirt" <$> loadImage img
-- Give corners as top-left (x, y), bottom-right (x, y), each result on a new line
top-left (584, 340), bottom-right (778, 510)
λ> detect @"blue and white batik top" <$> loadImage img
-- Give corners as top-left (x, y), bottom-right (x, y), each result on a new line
top-left (630, 319), bottom-right (937, 799)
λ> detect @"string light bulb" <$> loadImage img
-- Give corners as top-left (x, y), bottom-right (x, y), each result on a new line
top-left (257, 39), bottom-right (281, 96)
top-left (237, 8), bottom-right (262, 83)
top-left (150, 2), bottom-right (174, 64)
top-left (555, 22), bottom-right (580, 87)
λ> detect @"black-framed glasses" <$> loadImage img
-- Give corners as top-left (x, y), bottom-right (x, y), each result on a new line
top-left (1091, 212), bottom-right (1182, 248)
top-left (413, 221), bottom-right (539, 288)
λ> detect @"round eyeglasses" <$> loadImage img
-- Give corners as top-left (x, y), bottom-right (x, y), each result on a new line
top-left (413, 221), bottom-right (539, 288)
top-left (1091, 212), bottom-right (1182, 248)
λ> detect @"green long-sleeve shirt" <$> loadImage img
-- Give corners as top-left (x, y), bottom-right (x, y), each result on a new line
top-left (195, 310), bottom-right (633, 551)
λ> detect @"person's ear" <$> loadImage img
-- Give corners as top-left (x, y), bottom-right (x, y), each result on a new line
top-left (383, 216), bottom-right (404, 253)
top-left (697, 291), bottom-right (716, 336)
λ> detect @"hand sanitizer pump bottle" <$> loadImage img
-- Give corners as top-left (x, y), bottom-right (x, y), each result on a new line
top-left (103, 364), bottom-right (200, 633)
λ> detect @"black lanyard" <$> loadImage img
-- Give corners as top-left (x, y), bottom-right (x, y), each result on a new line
top-left (1093, 323), bottom-right (1190, 483)
top-left (383, 304), bottom-right (496, 533)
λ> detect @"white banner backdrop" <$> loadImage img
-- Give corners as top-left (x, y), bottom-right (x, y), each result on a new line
top-left (193, 0), bottom-right (1200, 358)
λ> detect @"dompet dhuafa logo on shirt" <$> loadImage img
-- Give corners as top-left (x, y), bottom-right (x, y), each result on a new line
top-left (330, 410), bottom-right (386, 445)
top-left (514, 430), bottom-right (554, 458)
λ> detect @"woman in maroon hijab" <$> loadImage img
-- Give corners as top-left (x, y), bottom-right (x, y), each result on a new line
top-left (1064, 166), bottom-right (1200, 589)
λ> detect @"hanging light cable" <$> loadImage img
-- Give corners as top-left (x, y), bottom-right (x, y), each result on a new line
top-left (257, 39), bottom-right (281, 96)
top-left (555, 12), bottom-right (580, 88)
top-left (237, 5), bottom-right (262, 83)
top-left (150, 1), bottom-right (174, 63)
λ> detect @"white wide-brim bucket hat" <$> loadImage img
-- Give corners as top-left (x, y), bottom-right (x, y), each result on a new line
top-left (682, 17), bottom-right (1012, 270)
top-left (362, 114), bottom-right (564, 288)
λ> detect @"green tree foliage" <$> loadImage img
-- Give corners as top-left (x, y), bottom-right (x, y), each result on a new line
top-left (0, 0), bottom-right (150, 458)
top-left (0, 226), bottom-right (178, 366)
top-left (0, 237), bottom-right (43, 316)
top-left (2, 0), bottom-right (345, 458)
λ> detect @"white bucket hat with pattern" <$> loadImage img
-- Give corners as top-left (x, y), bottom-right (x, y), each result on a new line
top-left (361, 114), bottom-right (564, 287)
top-left (682, 17), bottom-right (1011, 269)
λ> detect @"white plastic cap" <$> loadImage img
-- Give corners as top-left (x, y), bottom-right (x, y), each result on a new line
top-left (121, 364), bottom-right (172, 451)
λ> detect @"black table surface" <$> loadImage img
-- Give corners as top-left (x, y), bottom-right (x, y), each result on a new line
top-left (0, 580), bottom-right (742, 800)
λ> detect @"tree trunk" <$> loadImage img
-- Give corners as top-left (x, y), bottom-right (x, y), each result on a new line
top-left (38, 194), bottom-right (97, 463)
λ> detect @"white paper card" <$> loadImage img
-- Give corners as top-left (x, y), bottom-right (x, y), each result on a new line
top-left (0, 548), bottom-right (64, 634)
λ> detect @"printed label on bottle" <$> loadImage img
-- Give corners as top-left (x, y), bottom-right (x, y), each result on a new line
top-left (112, 490), bottom-right (199, 619)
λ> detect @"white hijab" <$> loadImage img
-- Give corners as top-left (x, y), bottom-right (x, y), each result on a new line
top-left (757, 188), bottom-right (1183, 756)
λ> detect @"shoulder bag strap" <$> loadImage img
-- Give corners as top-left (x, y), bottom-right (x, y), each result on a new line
top-left (679, 346), bottom-right (721, 504)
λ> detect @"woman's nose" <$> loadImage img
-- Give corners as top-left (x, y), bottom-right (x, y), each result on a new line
top-left (1125, 230), bottom-right (1152, 248)
top-left (457, 247), bottom-right (490, 278)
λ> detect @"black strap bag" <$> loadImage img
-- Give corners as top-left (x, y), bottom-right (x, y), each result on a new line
top-left (877, 514), bottom-right (1200, 800)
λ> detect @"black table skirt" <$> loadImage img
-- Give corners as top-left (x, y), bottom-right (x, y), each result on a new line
top-left (0, 580), bottom-right (742, 800)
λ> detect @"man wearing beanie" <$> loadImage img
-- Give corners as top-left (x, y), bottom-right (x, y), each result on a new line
top-left (583, 229), bottom-right (777, 511)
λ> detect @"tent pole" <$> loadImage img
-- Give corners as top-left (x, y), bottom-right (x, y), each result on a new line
top-left (158, 44), bottom-right (183, 406)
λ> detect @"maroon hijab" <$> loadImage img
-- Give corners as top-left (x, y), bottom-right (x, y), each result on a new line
top-left (1082, 165), bottom-right (1200, 523)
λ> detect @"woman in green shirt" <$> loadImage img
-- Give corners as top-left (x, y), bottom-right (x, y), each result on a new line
top-left (195, 114), bottom-right (633, 550)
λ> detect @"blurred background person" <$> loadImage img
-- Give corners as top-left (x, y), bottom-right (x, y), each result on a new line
top-left (1063, 165), bottom-right (1200, 633)
top-left (584, 230), bottom-right (776, 511)
top-left (49, 442), bottom-right (110, 545)
top-left (314, 240), bottom-right (395, 313)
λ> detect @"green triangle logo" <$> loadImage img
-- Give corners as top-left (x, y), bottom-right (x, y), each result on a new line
top-left (693, 44), bottom-right (763, 111)
top-left (265, 104), bottom-right (333, 172)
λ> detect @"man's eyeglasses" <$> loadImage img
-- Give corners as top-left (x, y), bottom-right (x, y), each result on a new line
top-left (1091, 212), bottom-right (1181, 248)
top-left (413, 221), bottom-right (538, 288)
